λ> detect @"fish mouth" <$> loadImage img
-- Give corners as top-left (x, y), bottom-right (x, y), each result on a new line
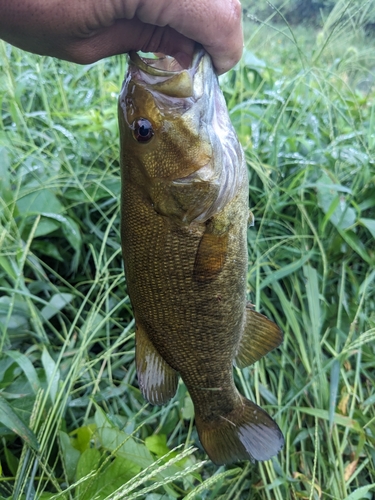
top-left (129, 50), bottom-right (204, 77)
top-left (128, 49), bottom-right (206, 98)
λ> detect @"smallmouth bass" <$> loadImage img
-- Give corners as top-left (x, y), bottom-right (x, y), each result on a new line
top-left (118, 49), bottom-right (284, 465)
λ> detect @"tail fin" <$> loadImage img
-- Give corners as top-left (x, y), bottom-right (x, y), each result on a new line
top-left (195, 396), bottom-right (284, 465)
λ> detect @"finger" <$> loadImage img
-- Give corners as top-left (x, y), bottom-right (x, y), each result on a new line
top-left (60, 18), bottom-right (195, 67)
top-left (133, 0), bottom-right (243, 74)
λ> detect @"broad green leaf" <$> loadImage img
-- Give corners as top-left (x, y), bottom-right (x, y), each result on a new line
top-left (32, 213), bottom-right (82, 255)
top-left (40, 293), bottom-right (74, 321)
top-left (316, 173), bottom-right (356, 230)
top-left (76, 448), bottom-right (101, 481)
top-left (59, 431), bottom-right (81, 483)
top-left (4, 350), bottom-right (40, 393)
top-left (98, 456), bottom-right (141, 498)
top-left (31, 240), bottom-right (63, 261)
top-left (0, 297), bottom-right (29, 331)
top-left (181, 395), bottom-right (194, 420)
top-left (358, 193), bottom-right (375, 211)
top-left (0, 256), bottom-right (17, 281)
top-left (363, 394), bottom-right (375, 407)
top-left (65, 178), bottom-right (120, 202)
top-left (95, 408), bottom-right (154, 470)
top-left (359, 217), bottom-right (375, 238)
top-left (338, 228), bottom-right (374, 265)
top-left (76, 448), bottom-right (101, 500)
top-left (33, 217), bottom-right (60, 237)
top-left (71, 424), bottom-right (96, 453)
top-left (61, 216), bottom-right (81, 253)
top-left (0, 395), bottom-right (39, 450)
top-left (4, 444), bottom-right (19, 476)
top-left (7, 396), bottom-right (35, 422)
top-left (344, 485), bottom-right (375, 500)
top-left (94, 408), bottom-right (193, 497)
top-left (16, 189), bottom-right (63, 216)
top-left (145, 435), bottom-right (170, 458)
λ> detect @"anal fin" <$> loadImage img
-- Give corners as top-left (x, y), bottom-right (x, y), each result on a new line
top-left (135, 323), bottom-right (179, 405)
top-left (235, 305), bottom-right (283, 368)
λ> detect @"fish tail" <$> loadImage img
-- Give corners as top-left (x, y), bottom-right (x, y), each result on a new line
top-left (195, 396), bottom-right (284, 465)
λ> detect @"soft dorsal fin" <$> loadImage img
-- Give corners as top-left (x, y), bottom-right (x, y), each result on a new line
top-left (135, 322), bottom-right (179, 405)
top-left (235, 305), bottom-right (283, 368)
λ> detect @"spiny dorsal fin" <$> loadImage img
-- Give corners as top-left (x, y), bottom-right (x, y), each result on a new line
top-left (235, 305), bottom-right (283, 368)
top-left (135, 322), bottom-right (179, 405)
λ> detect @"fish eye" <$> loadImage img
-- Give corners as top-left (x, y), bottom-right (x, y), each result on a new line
top-left (132, 118), bottom-right (154, 143)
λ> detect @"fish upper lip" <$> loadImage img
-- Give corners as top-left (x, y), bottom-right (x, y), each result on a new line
top-left (127, 48), bottom-right (208, 99)
top-left (128, 49), bottom-right (205, 78)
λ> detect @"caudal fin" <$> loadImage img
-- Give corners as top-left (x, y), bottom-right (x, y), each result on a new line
top-left (195, 396), bottom-right (284, 465)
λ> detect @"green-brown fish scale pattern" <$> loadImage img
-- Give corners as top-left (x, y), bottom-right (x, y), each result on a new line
top-left (122, 176), bottom-right (248, 414)
top-left (119, 50), bottom-right (284, 465)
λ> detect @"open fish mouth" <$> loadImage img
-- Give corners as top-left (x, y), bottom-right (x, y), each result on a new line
top-left (129, 52), bottom-right (188, 75)
top-left (129, 50), bottom-right (204, 76)
top-left (127, 50), bottom-right (206, 99)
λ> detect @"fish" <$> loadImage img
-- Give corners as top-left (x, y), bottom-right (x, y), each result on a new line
top-left (118, 48), bottom-right (284, 465)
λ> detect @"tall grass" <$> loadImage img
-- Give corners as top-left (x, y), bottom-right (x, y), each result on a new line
top-left (1, 1), bottom-right (375, 498)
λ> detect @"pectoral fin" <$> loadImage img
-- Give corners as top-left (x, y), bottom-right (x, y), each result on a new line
top-left (135, 323), bottom-right (179, 405)
top-left (193, 232), bottom-right (228, 282)
top-left (235, 305), bottom-right (283, 368)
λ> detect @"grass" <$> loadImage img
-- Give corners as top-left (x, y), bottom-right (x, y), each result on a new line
top-left (0, 1), bottom-right (375, 498)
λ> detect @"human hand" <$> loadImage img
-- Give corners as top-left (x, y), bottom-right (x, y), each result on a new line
top-left (0, 0), bottom-right (243, 74)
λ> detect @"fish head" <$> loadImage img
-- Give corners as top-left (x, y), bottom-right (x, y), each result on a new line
top-left (119, 48), bottom-right (246, 224)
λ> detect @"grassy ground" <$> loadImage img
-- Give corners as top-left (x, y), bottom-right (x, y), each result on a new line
top-left (1, 2), bottom-right (375, 499)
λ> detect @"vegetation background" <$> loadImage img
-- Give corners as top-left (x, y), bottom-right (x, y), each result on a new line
top-left (0, 0), bottom-right (374, 498)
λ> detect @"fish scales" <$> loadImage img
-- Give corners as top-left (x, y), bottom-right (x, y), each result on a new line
top-left (118, 49), bottom-right (284, 464)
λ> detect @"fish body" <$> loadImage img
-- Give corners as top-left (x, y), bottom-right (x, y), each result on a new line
top-left (118, 49), bottom-right (284, 465)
